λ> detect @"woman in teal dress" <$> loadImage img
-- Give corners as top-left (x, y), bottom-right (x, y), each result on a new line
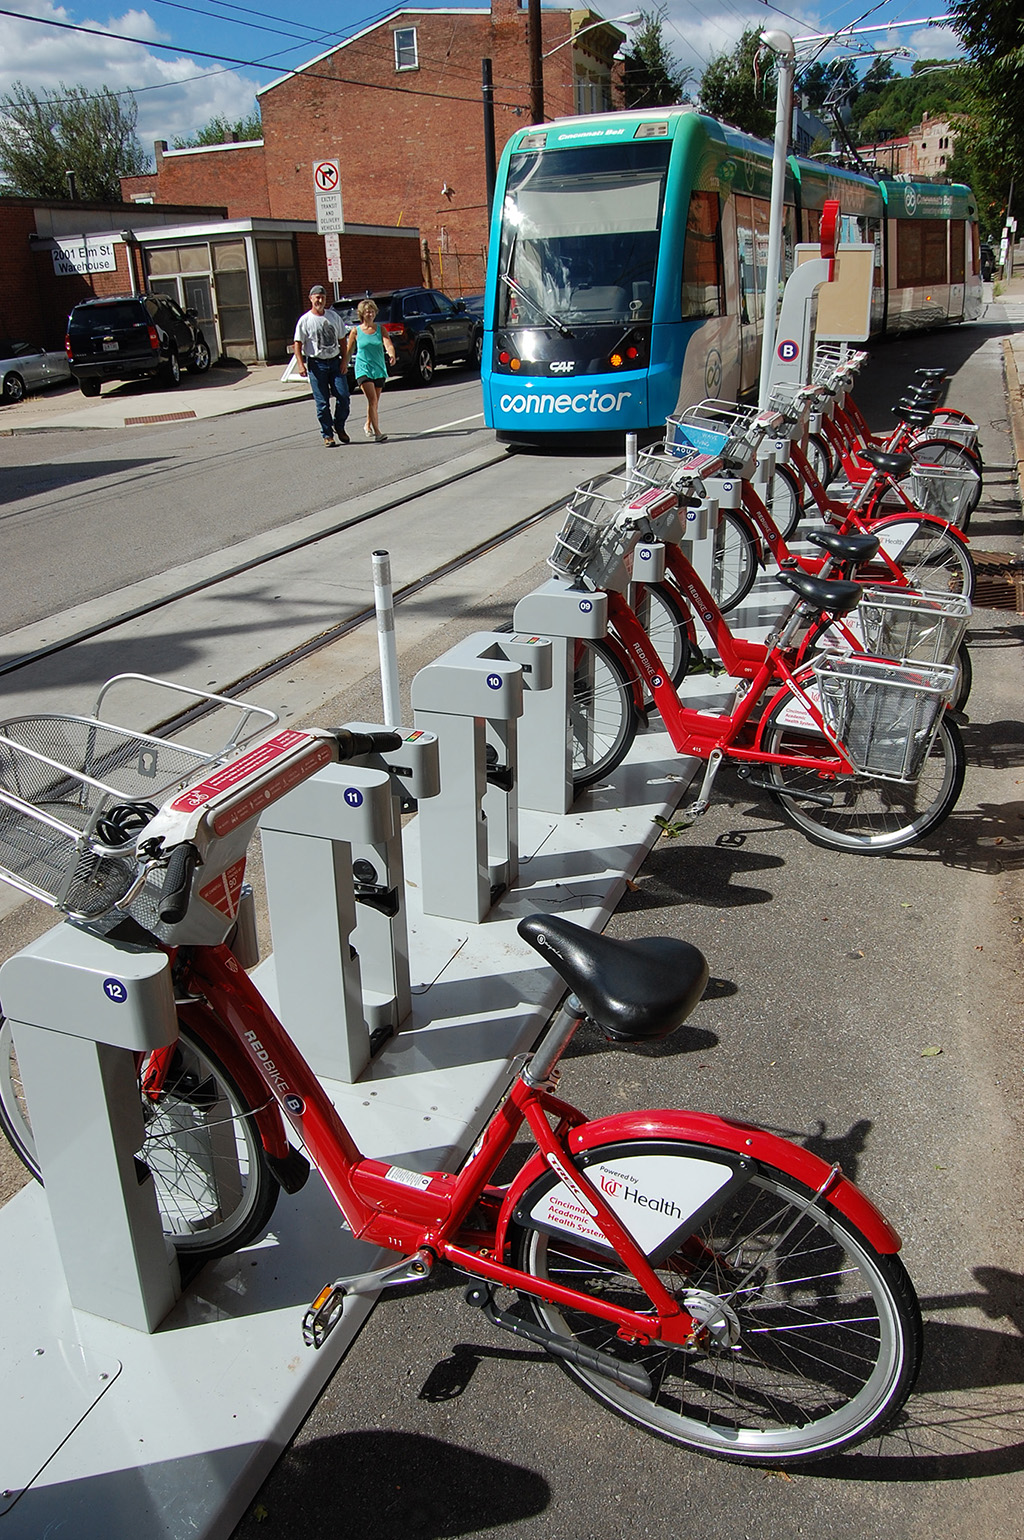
top-left (346, 299), bottom-right (397, 442)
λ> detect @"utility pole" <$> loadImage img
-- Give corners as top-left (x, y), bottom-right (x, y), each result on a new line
top-left (482, 58), bottom-right (496, 217)
top-left (528, 0), bottom-right (544, 124)
top-left (757, 29), bottom-right (797, 409)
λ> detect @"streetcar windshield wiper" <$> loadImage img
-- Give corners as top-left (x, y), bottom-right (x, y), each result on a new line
top-left (499, 271), bottom-right (574, 338)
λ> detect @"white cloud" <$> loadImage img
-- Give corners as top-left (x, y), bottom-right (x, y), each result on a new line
top-left (907, 25), bottom-right (963, 61)
top-left (0, 1), bottom-right (263, 151)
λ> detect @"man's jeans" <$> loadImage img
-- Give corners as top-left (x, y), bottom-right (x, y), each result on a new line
top-left (307, 356), bottom-right (350, 439)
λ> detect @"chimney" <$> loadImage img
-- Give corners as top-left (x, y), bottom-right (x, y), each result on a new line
top-left (154, 140), bottom-right (168, 165)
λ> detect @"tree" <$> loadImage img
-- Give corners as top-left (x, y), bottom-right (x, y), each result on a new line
top-left (0, 81), bottom-right (149, 200)
top-left (947, 0), bottom-right (1024, 224)
top-left (620, 9), bottom-right (691, 110)
top-left (698, 29), bottom-right (776, 139)
top-left (172, 110), bottom-right (262, 150)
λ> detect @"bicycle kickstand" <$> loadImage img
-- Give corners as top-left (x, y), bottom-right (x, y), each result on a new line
top-left (303, 1247), bottom-right (435, 1348)
top-left (681, 748), bottom-right (724, 820)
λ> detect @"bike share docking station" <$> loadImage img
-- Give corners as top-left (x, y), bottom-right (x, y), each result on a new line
top-left (0, 225), bottom-right (874, 1539)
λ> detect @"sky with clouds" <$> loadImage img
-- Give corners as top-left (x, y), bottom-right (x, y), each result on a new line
top-left (0, 1), bottom-right (964, 151)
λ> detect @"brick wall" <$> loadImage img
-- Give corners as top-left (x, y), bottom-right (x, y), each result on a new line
top-left (0, 203), bottom-right (43, 342)
top-left (296, 229), bottom-right (422, 300)
top-left (117, 2), bottom-right (603, 296)
top-left (259, 6), bottom-right (577, 290)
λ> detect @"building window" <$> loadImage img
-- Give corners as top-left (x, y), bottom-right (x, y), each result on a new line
top-left (394, 27), bottom-right (418, 70)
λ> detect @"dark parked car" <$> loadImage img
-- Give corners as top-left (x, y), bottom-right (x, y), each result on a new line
top-left (332, 288), bottom-right (483, 386)
top-left (0, 340), bottom-right (72, 403)
top-left (980, 241), bottom-right (995, 281)
top-left (65, 293), bottom-right (212, 396)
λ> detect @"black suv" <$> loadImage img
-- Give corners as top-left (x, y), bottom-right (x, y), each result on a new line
top-left (65, 293), bottom-right (212, 396)
top-left (332, 288), bottom-right (482, 386)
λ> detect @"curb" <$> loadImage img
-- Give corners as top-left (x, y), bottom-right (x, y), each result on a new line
top-left (1001, 337), bottom-right (1024, 523)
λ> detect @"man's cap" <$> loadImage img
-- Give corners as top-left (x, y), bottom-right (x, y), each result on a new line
top-left (309, 285), bottom-right (327, 297)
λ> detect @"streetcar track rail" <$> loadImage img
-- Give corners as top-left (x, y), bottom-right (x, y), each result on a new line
top-left (0, 441), bottom-right (515, 682)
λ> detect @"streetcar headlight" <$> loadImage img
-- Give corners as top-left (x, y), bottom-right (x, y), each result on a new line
top-left (510, 357), bottom-right (521, 371)
top-left (610, 352), bottom-right (624, 368)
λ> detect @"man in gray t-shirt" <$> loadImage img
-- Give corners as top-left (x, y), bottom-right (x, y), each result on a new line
top-left (292, 285), bottom-right (351, 446)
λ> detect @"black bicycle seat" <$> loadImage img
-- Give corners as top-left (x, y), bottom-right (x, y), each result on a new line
top-left (860, 446), bottom-right (913, 478)
top-left (916, 368), bottom-right (947, 381)
top-left (517, 914), bottom-right (708, 1043)
top-left (776, 569), bottom-right (862, 617)
top-left (901, 410), bottom-right (934, 428)
top-left (807, 529), bottom-right (880, 562)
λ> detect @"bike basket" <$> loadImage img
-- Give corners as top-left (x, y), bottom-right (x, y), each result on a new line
top-left (547, 474), bottom-right (638, 577)
top-left (857, 587), bottom-right (971, 666)
top-left (917, 421), bottom-right (979, 451)
top-left (811, 654), bottom-right (957, 782)
top-left (0, 678), bottom-right (277, 917)
top-left (666, 400), bottom-right (763, 468)
top-left (908, 463), bottom-right (977, 529)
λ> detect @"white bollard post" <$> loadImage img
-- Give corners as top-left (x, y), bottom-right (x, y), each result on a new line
top-left (372, 549), bottom-right (402, 728)
top-left (625, 431), bottom-right (637, 483)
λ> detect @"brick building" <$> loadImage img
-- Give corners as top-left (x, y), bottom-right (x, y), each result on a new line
top-left (0, 196), bottom-right (422, 365)
top-left (121, 3), bottom-right (629, 293)
top-left (860, 114), bottom-right (960, 181)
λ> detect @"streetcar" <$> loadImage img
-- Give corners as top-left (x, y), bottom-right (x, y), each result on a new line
top-left (481, 107), bottom-right (983, 441)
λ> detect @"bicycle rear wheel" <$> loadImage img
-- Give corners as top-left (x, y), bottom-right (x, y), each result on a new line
top-left (760, 698), bottom-right (965, 854)
top-left (711, 508), bottom-right (758, 614)
top-left (859, 515), bottom-right (974, 601)
top-left (512, 1145), bottom-right (921, 1464)
top-left (572, 638), bottom-right (638, 792)
top-left (0, 1016), bottom-right (278, 1260)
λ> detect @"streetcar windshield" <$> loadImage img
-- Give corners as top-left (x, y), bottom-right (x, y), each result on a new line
top-left (497, 142), bottom-right (670, 327)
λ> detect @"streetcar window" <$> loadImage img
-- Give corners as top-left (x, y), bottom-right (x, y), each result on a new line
top-left (735, 196), bottom-right (755, 325)
top-left (681, 191), bottom-right (724, 319)
top-left (497, 143), bottom-right (670, 327)
top-left (897, 219), bottom-right (948, 287)
top-left (950, 221), bottom-right (966, 285)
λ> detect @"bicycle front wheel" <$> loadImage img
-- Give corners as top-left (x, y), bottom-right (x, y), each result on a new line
top-left (572, 638), bottom-right (638, 792)
top-left (711, 508), bottom-right (758, 614)
top-left (0, 1016), bottom-right (278, 1260)
top-left (632, 582), bottom-right (692, 701)
top-left (760, 700), bottom-right (965, 854)
top-left (512, 1147), bottom-right (921, 1464)
top-left (768, 463), bottom-right (802, 541)
top-left (860, 515), bottom-right (974, 601)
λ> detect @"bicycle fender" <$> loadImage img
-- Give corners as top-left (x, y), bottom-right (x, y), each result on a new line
top-left (871, 510), bottom-right (970, 550)
top-left (497, 1110), bottom-right (901, 1257)
top-left (176, 998), bottom-right (292, 1162)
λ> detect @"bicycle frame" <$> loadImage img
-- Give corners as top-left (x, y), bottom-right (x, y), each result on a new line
top-left (604, 587), bottom-right (853, 775)
top-left (167, 940), bottom-right (900, 1346)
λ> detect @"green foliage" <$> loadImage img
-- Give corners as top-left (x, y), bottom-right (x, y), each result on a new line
top-left (0, 81), bottom-right (149, 200)
top-left (947, 0), bottom-right (1024, 221)
top-left (698, 28), bottom-right (776, 139)
top-left (850, 59), bottom-right (969, 144)
top-left (172, 110), bottom-right (263, 150)
top-left (621, 9), bottom-right (691, 109)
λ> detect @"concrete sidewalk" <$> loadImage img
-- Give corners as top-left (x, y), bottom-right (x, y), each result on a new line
top-left (0, 359), bottom-right (308, 432)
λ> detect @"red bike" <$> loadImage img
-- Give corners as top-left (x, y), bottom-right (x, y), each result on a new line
top-left (0, 677), bottom-right (922, 1465)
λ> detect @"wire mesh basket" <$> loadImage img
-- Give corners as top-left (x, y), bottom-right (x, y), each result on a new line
top-left (665, 400), bottom-right (764, 467)
top-left (857, 587), bottom-right (971, 666)
top-left (908, 462), bottom-right (978, 528)
top-left (632, 445), bottom-right (712, 493)
top-left (547, 473), bottom-right (639, 577)
top-left (913, 420), bottom-right (979, 451)
top-left (811, 653), bottom-right (957, 782)
top-left (0, 677), bottom-right (277, 918)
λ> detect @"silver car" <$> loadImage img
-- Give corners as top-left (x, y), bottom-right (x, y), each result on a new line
top-left (0, 340), bottom-right (72, 404)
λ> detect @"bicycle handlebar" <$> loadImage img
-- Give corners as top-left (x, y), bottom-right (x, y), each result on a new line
top-left (159, 841), bottom-right (202, 925)
top-left (331, 728), bottom-right (403, 760)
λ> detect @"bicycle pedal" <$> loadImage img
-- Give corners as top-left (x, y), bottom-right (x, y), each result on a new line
top-left (303, 1283), bottom-right (348, 1349)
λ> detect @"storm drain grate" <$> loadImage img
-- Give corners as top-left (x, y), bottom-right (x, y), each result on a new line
top-left (123, 411), bottom-right (198, 426)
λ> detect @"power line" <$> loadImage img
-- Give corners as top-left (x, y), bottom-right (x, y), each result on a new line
top-left (0, 6), bottom-right (529, 109)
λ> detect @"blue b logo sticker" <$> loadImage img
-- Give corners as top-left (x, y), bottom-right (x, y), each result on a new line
top-left (103, 977), bottom-right (128, 1004)
top-left (486, 673), bottom-right (503, 690)
top-left (344, 787), bottom-right (363, 807)
top-left (776, 338), bottom-right (799, 363)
